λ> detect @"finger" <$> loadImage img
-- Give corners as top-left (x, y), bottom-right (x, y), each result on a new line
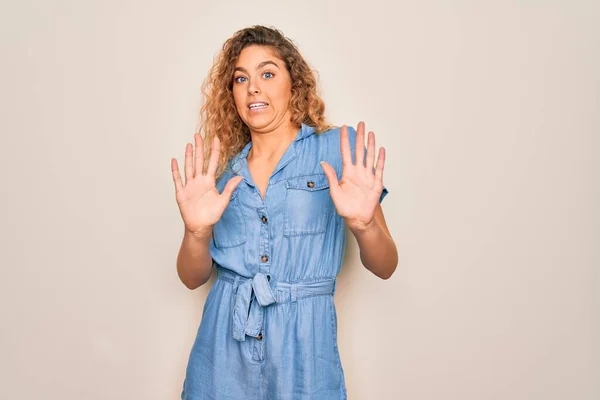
top-left (184, 143), bottom-right (193, 183)
top-left (319, 161), bottom-right (341, 198)
top-left (171, 158), bottom-right (184, 192)
top-left (374, 147), bottom-right (386, 184)
top-left (221, 176), bottom-right (243, 202)
top-left (356, 121), bottom-right (366, 167)
top-left (366, 130), bottom-right (376, 173)
top-left (206, 136), bottom-right (220, 177)
top-left (340, 125), bottom-right (352, 168)
top-left (193, 133), bottom-right (205, 177)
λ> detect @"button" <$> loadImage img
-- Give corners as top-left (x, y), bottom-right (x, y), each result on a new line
top-left (256, 333), bottom-right (263, 341)
top-left (306, 181), bottom-right (315, 188)
top-left (261, 255), bottom-right (269, 263)
top-left (261, 215), bottom-right (268, 224)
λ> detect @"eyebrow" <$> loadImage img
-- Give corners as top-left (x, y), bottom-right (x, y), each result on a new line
top-left (234, 60), bottom-right (281, 73)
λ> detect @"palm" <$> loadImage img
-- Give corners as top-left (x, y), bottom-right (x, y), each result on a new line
top-left (176, 177), bottom-right (224, 229)
top-left (335, 171), bottom-right (382, 223)
top-left (171, 134), bottom-right (242, 234)
top-left (321, 122), bottom-right (385, 231)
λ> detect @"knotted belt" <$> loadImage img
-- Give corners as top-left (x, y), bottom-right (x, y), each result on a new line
top-left (216, 266), bottom-right (336, 341)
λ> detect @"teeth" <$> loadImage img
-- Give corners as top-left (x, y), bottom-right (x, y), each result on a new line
top-left (249, 103), bottom-right (268, 109)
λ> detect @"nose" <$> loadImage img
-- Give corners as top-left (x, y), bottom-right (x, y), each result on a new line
top-left (247, 80), bottom-right (260, 95)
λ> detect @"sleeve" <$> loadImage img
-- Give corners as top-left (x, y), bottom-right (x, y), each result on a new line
top-left (346, 125), bottom-right (389, 204)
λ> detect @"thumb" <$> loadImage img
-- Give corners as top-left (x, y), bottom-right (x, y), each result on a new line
top-left (319, 161), bottom-right (340, 196)
top-left (220, 176), bottom-right (243, 205)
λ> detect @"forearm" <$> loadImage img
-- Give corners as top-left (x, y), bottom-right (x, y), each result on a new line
top-left (349, 221), bottom-right (398, 280)
top-left (176, 229), bottom-right (214, 289)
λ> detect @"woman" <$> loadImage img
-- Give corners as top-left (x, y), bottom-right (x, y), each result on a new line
top-left (171, 25), bottom-right (398, 400)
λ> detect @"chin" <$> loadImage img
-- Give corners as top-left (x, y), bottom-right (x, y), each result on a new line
top-left (243, 115), bottom-right (275, 131)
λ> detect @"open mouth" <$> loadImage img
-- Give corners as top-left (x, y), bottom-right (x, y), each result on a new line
top-left (248, 102), bottom-right (269, 110)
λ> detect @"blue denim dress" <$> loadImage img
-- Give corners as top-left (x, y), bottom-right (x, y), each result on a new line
top-left (181, 124), bottom-right (388, 400)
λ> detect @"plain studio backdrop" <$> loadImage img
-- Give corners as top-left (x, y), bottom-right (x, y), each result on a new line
top-left (1, 0), bottom-right (598, 399)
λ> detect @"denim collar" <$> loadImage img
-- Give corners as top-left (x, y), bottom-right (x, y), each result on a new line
top-left (230, 123), bottom-right (315, 186)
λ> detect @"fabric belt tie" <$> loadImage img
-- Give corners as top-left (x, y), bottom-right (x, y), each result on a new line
top-left (232, 272), bottom-right (275, 341)
top-left (216, 267), bottom-right (336, 342)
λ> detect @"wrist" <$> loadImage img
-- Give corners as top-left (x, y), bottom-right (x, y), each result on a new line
top-left (184, 226), bottom-right (213, 242)
top-left (345, 217), bottom-right (378, 237)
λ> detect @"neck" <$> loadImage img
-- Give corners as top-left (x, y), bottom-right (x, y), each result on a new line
top-left (248, 120), bottom-right (299, 160)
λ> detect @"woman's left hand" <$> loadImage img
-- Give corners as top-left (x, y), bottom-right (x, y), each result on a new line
top-left (320, 121), bottom-right (386, 232)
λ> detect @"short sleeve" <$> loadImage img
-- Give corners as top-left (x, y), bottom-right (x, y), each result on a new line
top-left (379, 186), bottom-right (389, 204)
top-left (346, 125), bottom-right (389, 204)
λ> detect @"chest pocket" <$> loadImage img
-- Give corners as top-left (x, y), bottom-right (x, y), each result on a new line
top-left (284, 174), bottom-right (332, 236)
top-left (212, 189), bottom-right (247, 248)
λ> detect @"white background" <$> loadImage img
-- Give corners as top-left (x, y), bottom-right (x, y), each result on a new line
top-left (1, 0), bottom-right (598, 398)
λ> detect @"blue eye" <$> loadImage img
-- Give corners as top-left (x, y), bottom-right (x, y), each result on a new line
top-left (234, 76), bottom-right (247, 83)
top-left (263, 71), bottom-right (274, 79)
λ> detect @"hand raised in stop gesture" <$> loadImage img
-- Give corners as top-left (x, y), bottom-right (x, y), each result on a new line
top-left (171, 133), bottom-right (243, 236)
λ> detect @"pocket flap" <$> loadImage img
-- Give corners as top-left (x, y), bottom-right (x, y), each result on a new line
top-left (285, 174), bottom-right (329, 191)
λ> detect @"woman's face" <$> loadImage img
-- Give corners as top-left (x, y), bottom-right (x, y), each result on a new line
top-left (232, 45), bottom-right (293, 133)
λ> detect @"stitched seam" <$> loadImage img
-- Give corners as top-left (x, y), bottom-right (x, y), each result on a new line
top-left (283, 193), bottom-right (332, 237)
top-left (270, 292), bottom-right (333, 306)
top-left (329, 298), bottom-right (347, 400)
top-left (213, 197), bottom-right (247, 248)
top-left (275, 276), bottom-right (336, 284)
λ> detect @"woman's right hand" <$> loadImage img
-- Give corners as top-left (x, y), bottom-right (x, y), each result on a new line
top-left (171, 133), bottom-right (243, 236)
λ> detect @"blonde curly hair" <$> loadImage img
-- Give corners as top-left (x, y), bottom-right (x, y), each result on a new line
top-left (197, 25), bottom-right (331, 178)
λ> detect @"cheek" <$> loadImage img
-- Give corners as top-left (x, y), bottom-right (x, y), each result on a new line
top-left (232, 89), bottom-right (245, 111)
top-left (282, 80), bottom-right (293, 102)
top-left (273, 83), bottom-right (293, 104)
